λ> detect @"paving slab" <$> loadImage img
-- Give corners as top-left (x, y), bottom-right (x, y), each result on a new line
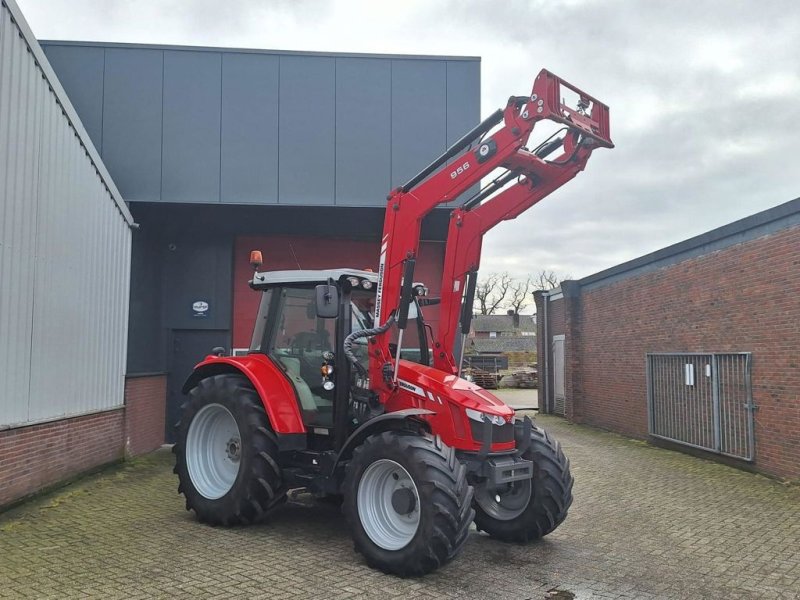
top-left (1, 415), bottom-right (798, 599)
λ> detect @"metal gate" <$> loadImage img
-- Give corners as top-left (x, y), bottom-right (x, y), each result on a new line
top-left (646, 353), bottom-right (755, 461)
top-left (553, 335), bottom-right (566, 416)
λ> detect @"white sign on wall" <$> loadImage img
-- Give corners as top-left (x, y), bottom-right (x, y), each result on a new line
top-left (192, 300), bottom-right (209, 318)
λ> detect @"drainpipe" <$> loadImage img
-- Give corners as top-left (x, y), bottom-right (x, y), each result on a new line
top-left (541, 291), bottom-right (550, 414)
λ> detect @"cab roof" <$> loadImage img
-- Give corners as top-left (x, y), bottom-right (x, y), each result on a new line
top-left (250, 268), bottom-right (378, 288)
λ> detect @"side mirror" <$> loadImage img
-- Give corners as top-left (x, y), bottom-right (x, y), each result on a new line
top-left (315, 284), bottom-right (339, 319)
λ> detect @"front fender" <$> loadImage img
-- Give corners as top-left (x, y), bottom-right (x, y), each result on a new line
top-left (329, 408), bottom-right (434, 475)
top-left (182, 354), bottom-right (305, 434)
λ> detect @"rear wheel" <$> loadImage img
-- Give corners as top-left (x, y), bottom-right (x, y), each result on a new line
top-left (473, 423), bottom-right (573, 542)
top-left (343, 431), bottom-right (474, 576)
top-left (173, 374), bottom-right (286, 525)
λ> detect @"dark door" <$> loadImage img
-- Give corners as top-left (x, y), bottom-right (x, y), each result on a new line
top-left (166, 329), bottom-right (230, 442)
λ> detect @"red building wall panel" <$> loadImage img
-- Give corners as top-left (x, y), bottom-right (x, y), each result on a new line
top-left (233, 236), bottom-right (445, 348)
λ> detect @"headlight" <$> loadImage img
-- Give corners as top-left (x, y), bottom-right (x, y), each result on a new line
top-left (465, 408), bottom-right (506, 427)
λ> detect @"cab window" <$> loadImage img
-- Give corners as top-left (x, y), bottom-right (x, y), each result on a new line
top-left (265, 287), bottom-right (336, 427)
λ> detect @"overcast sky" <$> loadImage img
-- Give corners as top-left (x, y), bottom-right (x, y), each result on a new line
top-left (17, 0), bottom-right (800, 281)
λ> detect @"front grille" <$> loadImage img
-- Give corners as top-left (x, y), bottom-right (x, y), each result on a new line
top-left (469, 419), bottom-right (514, 444)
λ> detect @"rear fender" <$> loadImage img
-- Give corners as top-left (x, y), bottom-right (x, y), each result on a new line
top-left (329, 408), bottom-right (434, 476)
top-left (182, 354), bottom-right (306, 434)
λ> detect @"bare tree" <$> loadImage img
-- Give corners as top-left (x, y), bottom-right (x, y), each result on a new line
top-left (474, 272), bottom-right (512, 315)
top-left (508, 275), bottom-right (534, 314)
top-left (532, 269), bottom-right (569, 291)
top-left (474, 270), bottom-right (571, 315)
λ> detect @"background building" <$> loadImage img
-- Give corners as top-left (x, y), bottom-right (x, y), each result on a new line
top-left (536, 198), bottom-right (800, 480)
top-left (39, 40), bottom-right (480, 442)
top-left (469, 312), bottom-right (536, 358)
top-left (0, 0), bottom-right (142, 507)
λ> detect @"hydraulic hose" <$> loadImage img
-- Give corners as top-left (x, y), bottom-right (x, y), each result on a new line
top-left (343, 315), bottom-right (396, 376)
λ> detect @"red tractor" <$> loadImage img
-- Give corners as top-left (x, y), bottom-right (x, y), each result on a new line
top-left (173, 69), bottom-right (613, 576)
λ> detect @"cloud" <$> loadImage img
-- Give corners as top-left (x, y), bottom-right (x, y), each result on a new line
top-left (17, 0), bottom-right (800, 281)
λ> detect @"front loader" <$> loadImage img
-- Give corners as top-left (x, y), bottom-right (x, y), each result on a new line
top-left (173, 69), bottom-right (613, 576)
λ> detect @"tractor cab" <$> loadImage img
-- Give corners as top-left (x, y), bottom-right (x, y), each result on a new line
top-left (247, 267), bottom-right (431, 439)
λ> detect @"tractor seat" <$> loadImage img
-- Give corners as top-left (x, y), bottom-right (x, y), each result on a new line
top-left (277, 356), bottom-right (333, 412)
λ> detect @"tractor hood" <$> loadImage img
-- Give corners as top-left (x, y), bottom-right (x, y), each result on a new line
top-left (394, 360), bottom-right (515, 421)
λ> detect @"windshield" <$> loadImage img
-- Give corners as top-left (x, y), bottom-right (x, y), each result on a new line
top-left (351, 291), bottom-right (375, 332)
top-left (349, 291), bottom-right (375, 375)
top-left (350, 290), bottom-right (429, 368)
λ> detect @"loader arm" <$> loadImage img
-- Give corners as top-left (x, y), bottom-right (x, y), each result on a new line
top-left (434, 130), bottom-right (595, 373)
top-left (371, 69), bottom-right (613, 396)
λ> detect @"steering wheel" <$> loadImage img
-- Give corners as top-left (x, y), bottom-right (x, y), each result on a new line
top-left (291, 331), bottom-right (329, 353)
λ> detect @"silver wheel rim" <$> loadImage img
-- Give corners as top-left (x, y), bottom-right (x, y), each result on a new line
top-left (357, 459), bottom-right (421, 551)
top-left (186, 403), bottom-right (241, 500)
top-left (475, 479), bottom-right (532, 521)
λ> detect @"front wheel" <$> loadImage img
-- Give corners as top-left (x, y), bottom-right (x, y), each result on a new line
top-left (342, 431), bottom-right (474, 576)
top-left (473, 422), bottom-right (573, 542)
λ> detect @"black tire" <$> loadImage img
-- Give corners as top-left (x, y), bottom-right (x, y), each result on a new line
top-left (173, 374), bottom-right (286, 525)
top-left (342, 431), bottom-right (475, 577)
top-left (473, 423), bottom-right (573, 542)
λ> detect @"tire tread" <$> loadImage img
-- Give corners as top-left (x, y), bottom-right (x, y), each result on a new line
top-left (474, 422), bottom-right (573, 542)
top-left (173, 374), bottom-right (287, 526)
top-left (343, 431), bottom-right (475, 577)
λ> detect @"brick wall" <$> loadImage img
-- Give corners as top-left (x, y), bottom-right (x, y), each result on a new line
top-left (550, 224), bottom-right (800, 480)
top-left (548, 297), bottom-right (566, 338)
top-left (0, 410), bottom-right (125, 508)
top-left (0, 374), bottom-right (168, 509)
top-left (124, 374), bottom-right (167, 457)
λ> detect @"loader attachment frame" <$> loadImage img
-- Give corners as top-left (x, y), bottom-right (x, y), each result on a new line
top-left (370, 69), bottom-right (613, 389)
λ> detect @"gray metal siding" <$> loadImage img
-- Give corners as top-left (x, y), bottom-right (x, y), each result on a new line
top-left (221, 53), bottom-right (279, 204)
top-left (41, 42), bottom-right (480, 208)
top-left (390, 60), bottom-right (447, 188)
top-left (446, 61), bottom-right (480, 146)
top-left (41, 44), bottom-right (105, 152)
top-left (335, 58), bottom-right (391, 206)
top-left (278, 55), bottom-right (336, 205)
top-left (446, 61), bottom-right (480, 202)
top-left (102, 48), bottom-right (163, 201)
top-left (0, 0), bottom-right (132, 428)
top-left (162, 50), bottom-right (221, 203)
